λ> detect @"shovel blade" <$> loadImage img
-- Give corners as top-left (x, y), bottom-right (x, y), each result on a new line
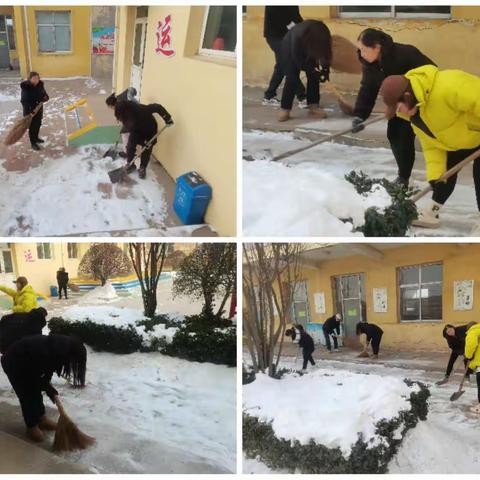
top-left (103, 148), bottom-right (117, 159)
top-left (450, 389), bottom-right (465, 402)
top-left (108, 166), bottom-right (127, 184)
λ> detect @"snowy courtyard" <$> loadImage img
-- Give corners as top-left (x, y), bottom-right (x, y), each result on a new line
top-left (0, 278), bottom-right (236, 474)
top-left (243, 355), bottom-right (480, 474)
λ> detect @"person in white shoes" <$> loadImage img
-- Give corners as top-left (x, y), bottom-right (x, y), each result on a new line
top-left (379, 66), bottom-right (480, 235)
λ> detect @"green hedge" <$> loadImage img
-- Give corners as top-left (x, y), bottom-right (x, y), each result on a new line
top-left (243, 380), bottom-right (430, 474)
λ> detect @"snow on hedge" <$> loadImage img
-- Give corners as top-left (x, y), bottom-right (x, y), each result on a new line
top-left (243, 369), bottom-right (419, 456)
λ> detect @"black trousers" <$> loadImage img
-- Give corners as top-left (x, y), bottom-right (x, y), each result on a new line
top-left (323, 328), bottom-right (338, 351)
top-left (28, 107), bottom-right (43, 145)
top-left (58, 284), bottom-right (68, 299)
top-left (1, 357), bottom-right (45, 428)
top-left (446, 351), bottom-right (469, 377)
top-left (139, 145), bottom-right (153, 169)
top-left (264, 36), bottom-right (305, 101)
top-left (370, 333), bottom-right (383, 355)
top-left (477, 372), bottom-right (480, 403)
top-left (281, 68), bottom-right (320, 111)
top-left (431, 146), bottom-right (480, 210)
top-left (302, 349), bottom-right (315, 370)
top-left (387, 116), bottom-right (416, 182)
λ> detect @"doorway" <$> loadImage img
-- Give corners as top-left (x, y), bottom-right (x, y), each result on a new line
top-left (291, 280), bottom-right (310, 327)
top-left (130, 7), bottom-right (148, 96)
top-left (0, 16), bottom-right (11, 69)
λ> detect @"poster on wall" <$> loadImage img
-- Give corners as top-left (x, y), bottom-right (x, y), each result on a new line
top-left (454, 280), bottom-right (474, 310)
top-left (92, 27), bottom-right (115, 55)
top-left (373, 288), bottom-right (388, 313)
top-left (155, 15), bottom-right (175, 57)
top-left (313, 292), bottom-right (326, 314)
top-left (24, 249), bottom-right (34, 262)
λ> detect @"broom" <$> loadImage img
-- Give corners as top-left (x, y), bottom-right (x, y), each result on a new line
top-left (3, 102), bottom-right (44, 146)
top-left (52, 396), bottom-right (96, 452)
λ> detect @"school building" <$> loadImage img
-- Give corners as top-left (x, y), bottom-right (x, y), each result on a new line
top-left (113, 5), bottom-right (236, 236)
top-left (243, 5), bottom-right (480, 91)
top-left (0, 6), bottom-right (115, 78)
top-left (0, 242), bottom-right (196, 302)
top-left (281, 243), bottom-right (480, 352)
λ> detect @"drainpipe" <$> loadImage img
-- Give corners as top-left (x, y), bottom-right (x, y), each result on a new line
top-left (23, 6), bottom-right (32, 73)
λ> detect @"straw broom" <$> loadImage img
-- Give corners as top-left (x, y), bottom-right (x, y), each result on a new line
top-left (3, 102), bottom-right (43, 146)
top-left (52, 396), bottom-right (96, 452)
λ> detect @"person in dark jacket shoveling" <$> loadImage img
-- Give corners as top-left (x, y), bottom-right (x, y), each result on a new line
top-left (20, 71), bottom-right (50, 151)
top-left (322, 313), bottom-right (342, 353)
top-left (1, 334), bottom-right (87, 442)
top-left (114, 100), bottom-right (173, 179)
top-left (348, 29), bottom-right (435, 188)
top-left (356, 322), bottom-right (383, 359)
top-left (296, 324), bottom-right (315, 371)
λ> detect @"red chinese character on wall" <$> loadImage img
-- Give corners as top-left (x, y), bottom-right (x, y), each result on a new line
top-left (155, 15), bottom-right (175, 57)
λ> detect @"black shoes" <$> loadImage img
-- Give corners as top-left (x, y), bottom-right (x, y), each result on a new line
top-left (31, 143), bottom-right (41, 151)
top-left (36, 138), bottom-right (45, 144)
top-left (138, 167), bottom-right (146, 179)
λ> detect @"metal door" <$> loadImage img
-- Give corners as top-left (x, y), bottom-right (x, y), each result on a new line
top-left (0, 16), bottom-right (10, 69)
top-left (334, 273), bottom-right (366, 338)
top-left (292, 280), bottom-right (310, 327)
top-left (130, 15), bottom-right (148, 96)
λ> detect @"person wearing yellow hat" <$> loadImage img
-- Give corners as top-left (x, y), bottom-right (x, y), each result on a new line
top-left (0, 277), bottom-right (44, 313)
top-left (379, 65), bottom-right (480, 235)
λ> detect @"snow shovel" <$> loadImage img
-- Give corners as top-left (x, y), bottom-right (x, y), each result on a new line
top-left (102, 132), bottom-right (122, 159)
top-left (3, 102), bottom-right (43, 146)
top-left (108, 124), bottom-right (170, 183)
top-left (358, 350), bottom-right (370, 358)
top-left (52, 396), bottom-right (96, 452)
top-left (245, 115), bottom-right (386, 163)
top-left (450, 364), bottom-right (470, 402)
top-left (411, 147), bottom-right (480, 204)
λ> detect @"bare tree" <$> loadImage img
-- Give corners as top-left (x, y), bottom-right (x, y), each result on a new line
top-left (173, 243), bottom-right (236, 320)
top-left (243, 243), bottom-right (306, 377)
top-left (128, 243), bottom-right (169, 318)
top-left (79, 243), bottom-right (132, 286)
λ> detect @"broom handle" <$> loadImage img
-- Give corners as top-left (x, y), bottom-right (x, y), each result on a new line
top-left (411, 148), bottom-right (480, 203)
top-left (272, 115), bottom-right (386, 162)
top-left (126, 124), bottom-right (170, 167)
top-left (30, 102), bottom-right (44, 118)
top-left (54, 396), bottom-right (68, 417)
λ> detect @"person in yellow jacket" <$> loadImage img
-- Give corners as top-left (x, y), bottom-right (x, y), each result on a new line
top-left (379, 65), bottom-right (480, 235)
top-left (465, 323), bottom-right (480, 414)
top-left (0, 276), bottom-right (44, 313)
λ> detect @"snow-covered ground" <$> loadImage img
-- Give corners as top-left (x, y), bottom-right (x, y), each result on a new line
top-left (243, 130), bottom-right (479, 237)
top-left (243, 357), bottom-right (480, 474)
top-left (0, 279), bottom-right (236, 473)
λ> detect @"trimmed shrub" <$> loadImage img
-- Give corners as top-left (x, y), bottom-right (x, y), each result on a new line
top-left (162, 313), bottom-right (236, 366)
top-left (136, 314), bottom-right (181, 332)
top-left (243, 380), bottom-right (430, 474)
top-left (48, 317), bottom-right (144, 354)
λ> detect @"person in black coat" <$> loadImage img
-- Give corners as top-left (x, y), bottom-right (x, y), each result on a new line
top-left (356, 321), bottom-right (383, 359)
top-left (322, 313), bottom-right (342, 352)
top-left (296, 324), bottom-right (315, 370)
top-left (1, 334), bottom-right (87, 442)
top-left (20, 71), bottom-right (49, 151)
top-left (0, 307), bottom-right (47, 354)
top-left (278, 20), bottom-right (332, 122)
top-left (263, 6), bottom-right (306, 106)
top-left (437, 324), bottom-right (472, 384)
top-left (56, 267), bottom-right (69, 300)
top-left (351, 29), bottom-right (435, 187)
top-left (114, 101), bottom-right (173, 179)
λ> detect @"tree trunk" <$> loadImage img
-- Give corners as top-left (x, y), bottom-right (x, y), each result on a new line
top-left (144, 291), bottom-right (157, 318)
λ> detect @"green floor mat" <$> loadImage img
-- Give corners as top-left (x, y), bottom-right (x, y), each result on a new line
top-left (68, 125), bottom-right (121, 147)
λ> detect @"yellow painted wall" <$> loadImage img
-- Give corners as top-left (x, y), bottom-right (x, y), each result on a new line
top-left (13, 6), bottom-right (91, 78)
top-left (295, 244), bottom-right (480, 352)
top-left (10, 243), bottom-right (91, 296)
top-left (115, 6), bottom-right (236, 236)
top-left (243, 6), bottom-right (480, 92)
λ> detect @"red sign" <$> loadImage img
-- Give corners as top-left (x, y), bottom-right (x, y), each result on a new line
top-left (155, 15), bottom-right (175, 57)
top-left (24, 249), bottom-right (34, 262)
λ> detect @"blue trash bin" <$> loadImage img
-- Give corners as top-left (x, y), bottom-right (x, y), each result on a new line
top-left (173, 171), bottom-right (212, 224)
top-left (50, 285), bottom-right (58, 297)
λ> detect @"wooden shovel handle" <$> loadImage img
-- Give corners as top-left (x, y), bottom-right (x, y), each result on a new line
top-left (411, 148), bottom-right (480, 203)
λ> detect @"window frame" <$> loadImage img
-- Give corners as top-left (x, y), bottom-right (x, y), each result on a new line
top-left (337, 6), bottom-right (451, 19)
top-left (37, 243), bottom-right (53, 260)
top-left (397, 262), bottom-right (443, 323)
top-left (198, 6), bottom-right (236, 59)
top-left (67, 243), bottom-right (78, 259)
top-left (35, 10), bottom-right (72, 54)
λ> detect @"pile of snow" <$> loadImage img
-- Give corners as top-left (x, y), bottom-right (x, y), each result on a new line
top-left (0, 145), bottom-right (168, 236)
top-left (61, 305), bottom-right (179, 346)
top-left (0, 92), bottom-right (17, 102)
top-left (79, 282), bottom-right (119, 304)
top-left (243, 159), bottom-right (391, 236)
top-left (243, 369), bottom-right (418, 456)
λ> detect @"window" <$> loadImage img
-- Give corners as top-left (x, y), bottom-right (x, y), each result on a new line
top-left (200, 6), bottom-right (236, 57)
top-left (37, 243), bottom-right (52, 260)
top-left (6, 16), bottom-right (15, 50)
top-left (67, 243), bottom-right (78, 259)
top-left (36, 11), bottom-right (71, 53)
top-left (338, 6), bottom-right (451, 19)
top-left (398, 263), bottom-right (443, 322)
